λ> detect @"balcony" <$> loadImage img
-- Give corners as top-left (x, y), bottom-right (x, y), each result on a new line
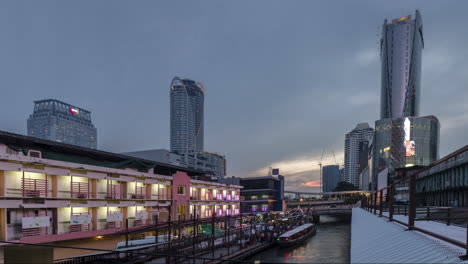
top-left (107, 184), bottom-right (122, 199)
top-left (22, 178), bottom-right (48, 198)
top-left (71, 182), bottom-right (90, 199)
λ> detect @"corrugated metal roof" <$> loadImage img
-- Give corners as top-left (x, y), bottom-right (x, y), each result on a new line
top-left (351, 208), bottom-right (466, 263)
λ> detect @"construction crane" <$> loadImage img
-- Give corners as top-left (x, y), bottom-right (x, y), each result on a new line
top-left (318, 149), bottom-right (325, 193)
top-left (332, 150), bottom-right (338, 165)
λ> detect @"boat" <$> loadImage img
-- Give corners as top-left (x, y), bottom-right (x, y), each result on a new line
top-left (277, 223), bottom-right (316, 247)
top-left (115, 234), bottom-right (177, 249)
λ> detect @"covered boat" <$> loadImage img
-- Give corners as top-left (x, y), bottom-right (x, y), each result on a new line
top-left (277, 223), bottom-right (316, 247)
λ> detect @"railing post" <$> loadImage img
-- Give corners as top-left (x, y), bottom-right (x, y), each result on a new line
top-left (373, 192), bottom-right (377, 214)
top-left (389, 185), bottom-right (394, 221)
top-left (447, 208), bottom-right (451, 226)
top-left (379, 190), bottom-right (383, 217)
top-left (465, 216), bottom-right (468, 257)
top-left (408, 173), bottom-right (416, 230)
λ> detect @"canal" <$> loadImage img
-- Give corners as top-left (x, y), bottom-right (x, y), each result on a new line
top-left (246, 215), bottom-right (351, 263)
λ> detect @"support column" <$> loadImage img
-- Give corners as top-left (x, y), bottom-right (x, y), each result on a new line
top-left (0, 170), bottom-right (5, 197)
top-left (0, 208), bottom-right (6, 241)
top-left (91, 179), bottom-right (97, 199)
top-left (123, 207), bottom-right (128, 227)
top-left (147, 206), bottom-right (152, 225)
top-left (51, 175), bottom-right (57, 198)
top-left (92, 207), bottom-right (98, 231)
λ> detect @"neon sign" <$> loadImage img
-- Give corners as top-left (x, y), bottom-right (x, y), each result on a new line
top-left (69, 107), bottom-right (80, 115)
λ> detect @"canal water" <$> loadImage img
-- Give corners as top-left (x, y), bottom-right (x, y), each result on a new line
top-left (246, 215), bottom-right (351, 263)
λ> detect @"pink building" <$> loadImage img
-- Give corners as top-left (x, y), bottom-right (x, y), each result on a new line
top-left (0, 131), bottom-right (241, 244)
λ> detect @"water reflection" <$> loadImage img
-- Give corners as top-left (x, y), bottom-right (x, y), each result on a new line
top-left (247, 215), bottom-right (351, 263)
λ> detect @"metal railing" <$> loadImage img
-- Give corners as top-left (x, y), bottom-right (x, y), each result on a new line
top-left (361, 173), bottom-right (468, 257)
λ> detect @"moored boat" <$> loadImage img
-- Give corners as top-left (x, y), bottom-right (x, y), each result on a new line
top-left (277, 223), bottom-right (316, 247)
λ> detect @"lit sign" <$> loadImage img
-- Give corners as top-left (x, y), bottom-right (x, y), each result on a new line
top-left (405, 140), bottom-right (416, 157)
top-left (403, 118), bottom-right (415, 157)
top-left (404, 118), bottom-right (410, 141)
top-left (69, 107), bottom-right (80, 115)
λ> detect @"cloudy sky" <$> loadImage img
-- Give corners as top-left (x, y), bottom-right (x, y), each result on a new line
top-left (1, 1), bottom-right (467, 192)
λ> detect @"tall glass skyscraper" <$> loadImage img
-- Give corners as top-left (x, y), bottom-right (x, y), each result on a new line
top-left (170, 77), bottom-right (204, 154)
top-left (380, 10), bottom-right (424, 119)
top-left (27, 99), bottom-right (97, 149)
top-left (371, 10), bottom-right (440, 190)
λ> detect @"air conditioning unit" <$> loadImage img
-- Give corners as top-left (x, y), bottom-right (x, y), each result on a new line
top-left (76, 193), bottom-right (87, 199)
top-left (28, 150), bottom-right (42, 159)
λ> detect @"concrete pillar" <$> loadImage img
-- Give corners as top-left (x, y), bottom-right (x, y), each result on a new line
top-left (91, 179), bottom-right (97, 198)
top-left (0, 170), bottom-right (5, 197)
top-left (92, 207), bottom-right (98, 231)
top-left (0, 208), bottom-right (6, 241)
top-left (51, 175), bottom-right (57, 198)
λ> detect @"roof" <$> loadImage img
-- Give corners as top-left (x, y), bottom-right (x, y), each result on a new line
top-left (0, 130), bottom-right (212, 176)
top-left (279, 224), bottom-right (314, 238)
top-left (351, 208), bottom-right (465, 263)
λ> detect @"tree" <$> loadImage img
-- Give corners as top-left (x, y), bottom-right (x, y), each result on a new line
top-left (333, 181), bottom-right (359, 192)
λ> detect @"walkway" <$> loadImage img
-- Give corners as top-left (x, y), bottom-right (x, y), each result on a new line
top-left (351, 208), bottom-right (467, 263)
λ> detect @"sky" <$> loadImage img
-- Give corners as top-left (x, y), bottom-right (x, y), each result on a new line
top-left (0, 1), bottom-right (467, 192)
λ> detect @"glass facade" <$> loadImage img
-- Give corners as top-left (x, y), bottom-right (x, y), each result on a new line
top-left (27, 99), bottom-right (97, 149)
top-left (323, 165), bottom-right (341, 192)
top-left (373, 116), bottom-right (439, 185)
top-left (170, 77), bottom-right (204, 154)
top-left (380, 10), bottom-right (423, 119)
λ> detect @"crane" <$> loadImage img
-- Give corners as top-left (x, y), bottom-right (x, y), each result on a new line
top-left (332, 150), bottom-right (338, 165)
top-left (318, 149), bottom-right (325, 193)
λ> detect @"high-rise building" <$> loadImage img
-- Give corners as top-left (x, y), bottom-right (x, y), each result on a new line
top-left (170, 77), bottom-right (204, 154)
top-left (371, 10), bottom-right (440, 190)
top-left (27, 99), bottom-right (97, 149)
top-left (344, 123), bottom-right (374, 187)
top-left (380, 10), bottom-right (424, 120)
top-left (323, 165), bottom-right (341, 192)
top-left (372, 116), bottom-right (439, 185)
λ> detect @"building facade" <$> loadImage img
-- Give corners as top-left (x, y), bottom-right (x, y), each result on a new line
top-left (373, 116), bottom-right (439, 185)
top-left (170, 77), bottom-right (204, 154)
top-left (380, 10), bottom-right (424, 119)
top-left (323, 165), bottom-right (341, 192)
top-left (344, 123), bottom-right (374, 187)
top-left (416, 145), bottom-right (468, 207)
top-left (27, 99), bottom-right (97, 149)
top-left (0, 131), bottom-right (240, 244)
top-left (238, 176), bottom-right (285, 214)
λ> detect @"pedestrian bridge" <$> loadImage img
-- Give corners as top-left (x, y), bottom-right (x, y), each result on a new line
top-left (286, 199), bottom-right (345, 208)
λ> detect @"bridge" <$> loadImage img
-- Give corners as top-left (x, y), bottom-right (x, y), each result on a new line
top-left (286, 199), bottom-right (345, 208)
top-left (284, 190), bottom-right (370, 200)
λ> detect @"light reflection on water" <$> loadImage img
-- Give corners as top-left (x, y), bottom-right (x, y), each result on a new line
top-left (246, 215), bottom-right (351, 263)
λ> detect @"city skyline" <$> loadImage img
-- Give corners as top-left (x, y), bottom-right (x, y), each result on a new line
top-left (1, 1), bottom-right (468, 191)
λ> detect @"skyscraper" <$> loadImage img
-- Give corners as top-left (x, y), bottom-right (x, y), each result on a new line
top-left (170, 77), bottom-right (204, 154)
top-left (380, 10), bottom-right (423, 119)
top-left (344, 123), bottom-right (374, 187)
top-left (372, 10), bottom-right (439, 190)
top-left (323, 165), bottom-right (341, 192)
top-left (27, 99), bottom-right (97, 149)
